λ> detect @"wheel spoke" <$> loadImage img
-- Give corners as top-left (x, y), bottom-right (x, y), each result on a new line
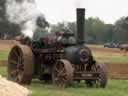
top-left (10, 60), bottom-right (19, 65)
top-left (61, 77), bottom-right (67, 82)
top-left (58, 68), bottom-right (65, 76)
top-left (55, 67), bottom-right (60, 73)
top-left (13, 49), bottom-right (19, 57)
top-left (15, 75), bottom-right (22, 82)
top-left (59, 63), bottom-right (63, 70)
top-left (11, 70), bottom-right (18, 76)
top-left (17, 63), bottom-right (24, 68)
top-left (61, 67), bottom-right (65, 73)
top-left (18, 56), bottom-right (23, 63)
top-left (61, 73), bottom-right (67, 77)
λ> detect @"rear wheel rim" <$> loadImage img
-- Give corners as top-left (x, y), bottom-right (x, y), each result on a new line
top-left (8, 45), bottom-right (33, 84)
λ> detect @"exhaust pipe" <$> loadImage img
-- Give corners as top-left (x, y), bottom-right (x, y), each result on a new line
top-left (76, 8), bottom-right (85, 44)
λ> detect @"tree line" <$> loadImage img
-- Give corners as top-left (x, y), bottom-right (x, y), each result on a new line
top-left (0, 0), bottom-right (21, 39)
top-left (0, 0), bottom-right (128, 44)
top-left (47, 17), bottom-right (128, 44)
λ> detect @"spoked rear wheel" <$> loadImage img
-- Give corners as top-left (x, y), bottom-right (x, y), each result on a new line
top-left (8, 44), bottom-right (33, 84)
top-left (52, 59), bottom-right (73, 87)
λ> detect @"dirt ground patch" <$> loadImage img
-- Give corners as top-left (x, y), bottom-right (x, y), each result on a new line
top-left (0, 40), bottom-right (17, 51)
top-left (106, 63), bottom-right (128, 79)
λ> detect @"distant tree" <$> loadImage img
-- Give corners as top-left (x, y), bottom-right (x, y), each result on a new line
top-left (50, 17), bottom-right (128, 44)
top-left (0, 0), bottom-right (6, 20)
top-left (0, 0), bottom-right (7, 39)
top-left (50, 22), bottom-right (74, 35)
top-left (50, 18), bottom-right (110, 44)
top-left (67, 22), bottom-right (76, 33)
top-left (104, 24), bottom-right (114, 42)
top-left (119, 17), bottom-right (128, 30)
top-left (114, 17), bottom-right (128, 42)
top-left (51, 22), bottom-right (66, 33)
top-left (85, 17), bottom-right (106, 44)
top-left (0, 0), bottom-right (21, 39)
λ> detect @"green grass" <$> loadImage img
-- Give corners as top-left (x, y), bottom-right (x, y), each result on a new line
top-left (27, 80), bottom-right (128, 96)
top-left (95, 55), bottom-right (128, 63)
top-left (0, 66), bottom-right (128, 96)
top-left (0, 51), bottom-right (9, 60)
top-left (0, 66), bottom-right (7, 77)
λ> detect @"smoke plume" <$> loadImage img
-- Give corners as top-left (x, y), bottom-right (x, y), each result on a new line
top-left (6, 0), bottom-right (48, 38)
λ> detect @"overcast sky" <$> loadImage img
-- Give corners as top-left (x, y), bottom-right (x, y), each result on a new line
top-left (35, 0), bottom-right (128, 24)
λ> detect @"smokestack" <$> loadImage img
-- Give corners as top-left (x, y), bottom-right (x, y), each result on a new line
top-left (76, 8), bottom-right (85, 44)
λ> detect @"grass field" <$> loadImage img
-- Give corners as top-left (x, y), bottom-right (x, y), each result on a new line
top-left (0, 51), bottom-right (9, 60)
top-left (0, 66), bottom-right (128, 96)
top-left (95, 55), bottom-right (128, 63)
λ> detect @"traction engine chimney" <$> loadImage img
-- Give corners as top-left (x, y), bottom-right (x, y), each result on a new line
top-left (76, 8), bottom-right (86, 44)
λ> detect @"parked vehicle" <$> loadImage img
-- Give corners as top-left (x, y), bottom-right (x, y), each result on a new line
top-left (104, 42), bottom-right (118, 48)
top-left (118, 43), bottom-right (128, 52)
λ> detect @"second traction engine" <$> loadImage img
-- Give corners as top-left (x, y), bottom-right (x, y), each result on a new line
top-left (8, 8), bottom-right (107, 88)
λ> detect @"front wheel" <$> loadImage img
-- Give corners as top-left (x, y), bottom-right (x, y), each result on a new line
top-left (85, 63), bottom-right (108, 88)
top-left (52, 59), bottom-right (73, 87)
top-left (96, 63), bottom-right (108, 88)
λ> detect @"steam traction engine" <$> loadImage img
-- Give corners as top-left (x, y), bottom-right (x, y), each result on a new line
top-left (8, 8), bottom-right (107, 87)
